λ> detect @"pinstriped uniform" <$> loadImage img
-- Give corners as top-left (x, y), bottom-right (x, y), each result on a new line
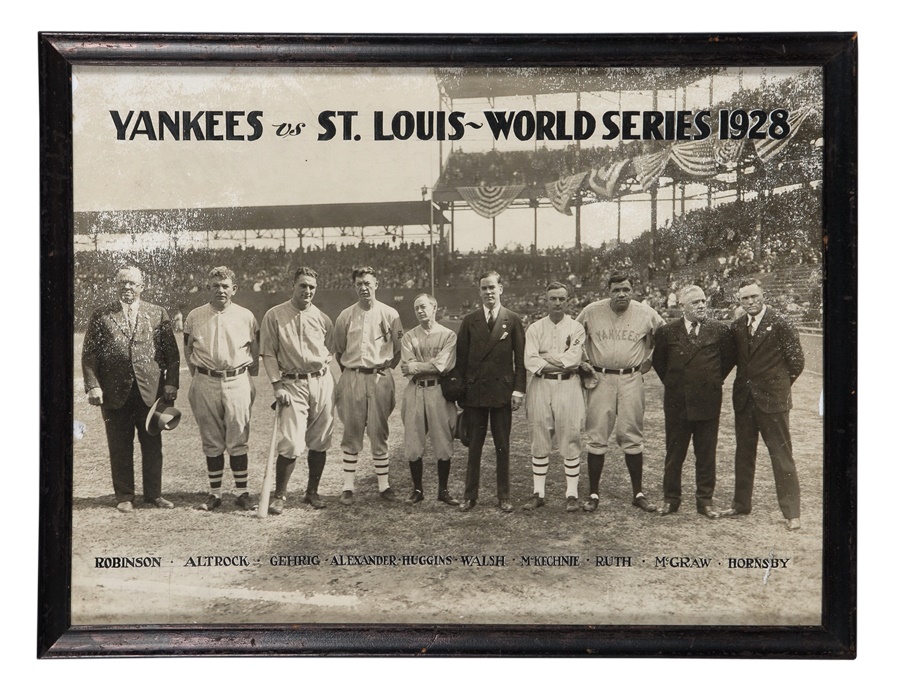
top-left (184, 303), bottom-right (258, 457)
top-left (400, 323), bottom-right (457, 461)
top-left (259, 301), bottom-right (335, 457)
top-left (576, 299), bottom-right (664, 455)
top-left (524, 315), bottom-right (586, 459)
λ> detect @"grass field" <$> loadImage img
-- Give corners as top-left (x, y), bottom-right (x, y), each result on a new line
top-left (71, 332), bottom-right (823, 626)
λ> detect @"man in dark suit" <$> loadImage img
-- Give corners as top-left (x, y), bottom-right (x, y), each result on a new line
top-left (82, 266), bottom-right (181, 512)
top-left (454, 271), bottom-right (526, 512)
top-left (720, 278), bottom-right (805, 530)
top-left (652, 285), bottom-right (735, 518)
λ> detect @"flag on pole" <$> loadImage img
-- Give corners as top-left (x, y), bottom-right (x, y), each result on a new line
top-left (544, 172), bottom-right (588, 215)
top-left (670, 139), bottom-right (718, 177)
top-left (633, 149), bottom-right (671, 191)
top-left (587, 159), bottom-right (629, 198)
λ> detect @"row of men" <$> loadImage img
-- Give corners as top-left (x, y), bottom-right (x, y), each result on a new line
top-left (81, 264), bottom-right (804, 530)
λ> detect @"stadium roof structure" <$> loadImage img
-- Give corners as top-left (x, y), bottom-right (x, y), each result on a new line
top-left (435, 67), bottom-right (725, 101)
top-left (75, 200), bottom-right (449, 235)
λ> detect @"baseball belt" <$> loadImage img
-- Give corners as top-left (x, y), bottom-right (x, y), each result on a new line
top-left (535, 372), bottom-right (574, 380)
top-left (415, 378), bottom-right (440, 387)
top-left (593, 365), bottom-right (640, 375)
top-left (282, 369), bottom-right (327, 380)
top-left (196, 365), bottom-right (248, 378)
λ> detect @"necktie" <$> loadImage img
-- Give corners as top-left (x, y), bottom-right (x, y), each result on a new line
top-left (126, 306), bottom-right (135, 332)
top-left (487, 310), bottom-right (495, 332)
top-left (748, 316), bottom-right (756, 337)
top-left (690, 321), bottom-right (699, 341)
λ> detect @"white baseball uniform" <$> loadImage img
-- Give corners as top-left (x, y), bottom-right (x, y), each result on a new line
top-left (400, 323), bottom-right (457, 462)
top-left (576, 299), bottom-right (664, 455)
top-left (184, 302), bottom-right (258, 457)
top-left (332, 300), bottom-right (403, 492)
top-left (259, 301), bottom-right (335, 458)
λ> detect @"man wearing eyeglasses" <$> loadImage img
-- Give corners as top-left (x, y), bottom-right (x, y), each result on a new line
top-left (720, 278), bottom-right (805, 530)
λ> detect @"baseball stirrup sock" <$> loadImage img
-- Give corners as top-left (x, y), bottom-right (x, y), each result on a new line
top-left (587, 453), bottom-right (604, 494)
top-left (624, 452), bottom-right (644, 495)
top-left (206, 455), bottom-right (225, 496)
top-left (374, 456), bottom-right (390, 492)
top-left (229, 454), bottom-right (249, 491)
top-left (437, 459), bottom-right (451, 493)
top-left (307, 450), bottom-right (326, 494)
top-left (565, 457), bottom-right (580, 498)
top-left (342, 452), bottom-right (358, 492)
top-left (274, 455), bottom-right (296, 497)
top-left (409, 458), bottom-right (424, 493)
top-left (531, 456), bottom-right (549, 496)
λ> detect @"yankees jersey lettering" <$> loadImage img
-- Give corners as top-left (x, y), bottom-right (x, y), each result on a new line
top-left (576, 299), bottom-right (664, 369)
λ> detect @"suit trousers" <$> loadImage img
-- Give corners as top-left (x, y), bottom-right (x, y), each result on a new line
top-left (101, 380), bottom-right (163, 502)
top-left (463, 405), bottom-right (512, 501)
top-left (663, 415), bottom-right (719, 510)
top-left (732, 401), bottom-right (800, 519)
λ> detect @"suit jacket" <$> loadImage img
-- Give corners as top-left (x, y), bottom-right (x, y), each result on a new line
top-left (454, 306), bottom-right (526, 409)
top-left (653, 319), bottom-right (736, 421)
top-left (82, 301), bottom-right (180, 410)
top-left (731, 307), bottom-right (804, 414)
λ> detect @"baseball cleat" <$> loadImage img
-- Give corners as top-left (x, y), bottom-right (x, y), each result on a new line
top-left (437, 491), bottom-right (460, 506)
top-left (380, 487), bottom-right (397, 501)
top-left (582, 495), bottom-right (599, 512)
top-left (303, 492), bottom-right (326, 509)
top-left (235, 493), bottom-right (257, 511)
top-left (198, 494), bottom-right (222, 511)
top-left (406, 490), bottom-right (425, 504)
top-left (522, 493), bottom-right (545, 511)
top-left (632, 495), bottom-right (656, 512)
top-left (268, 496), bottom-right (285, 515)
top-left (566, 496), bottom-right (579, 513)
top-left (340, 490), bottom-right (354, 506)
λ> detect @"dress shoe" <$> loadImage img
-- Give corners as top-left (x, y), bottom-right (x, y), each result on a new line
top-left (498, 499), bottom-right (514, 513)
top-left (458, 499), bottom-right (477, 512)
top-left (582, 495), bottom-right (599, 512)
top-left (565, 497), bottom-right (579, 513)
top-left (340, 490), bottom-right (354, 506)
top-left (148, 497), bottom-right (174, 509)
top-left (198, 494), bottom-right (222, 511)
top-left (406, 490), bottom-right (425, 504)
top-left (658, 502), bottom-right (679, 516)
top-left (269, 495), bottom-right (285, 515)
top-left (116, 501), bottom-right (133, 513)
top-left (632, 495), bottom-right (656, 512)
top-left (380, 487), bottom-right (397, 501)
top-left (303, 492), bottom-right (326, 509)
top-left (437, 491), bottom-right (460, 506)
top-left (697, 506), bottom-right (719, 519)
top-left (236, 493), bottom-right (257, 511)
top-left (787, 518), bottom-right (801, 531)
top-left (718, 508), bottom-right (748, 518)
top-left (522, 493), bottom-right (545, 511)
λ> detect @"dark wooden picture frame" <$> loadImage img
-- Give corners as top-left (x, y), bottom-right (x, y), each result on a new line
top-left (39, 32), bottom-right (856, 658)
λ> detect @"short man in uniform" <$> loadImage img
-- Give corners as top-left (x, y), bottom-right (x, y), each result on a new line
top-left (184, 266), bottom-right (259, 511)
top-left (259, 267), bottom-right (335, 514)
top-left (454, 271), bottom-right (526, 513)
top-left (399, 293), bottom-right (460, 506)
top-left (82, 266), bottom-right (180, 512)
top-left (576, 271), bottom-right (664, 512)
top-left (333, 266), bottom-right (403, 504)
top-left (720, 278), bottom-right (805, 530)
top-left (652, 285), bottom-right (735, 518)
top-left (522, 282), bottom-right (586, 513)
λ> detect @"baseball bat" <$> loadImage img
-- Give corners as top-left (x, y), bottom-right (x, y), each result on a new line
top-left (257, 402), bottom-right (281, 519)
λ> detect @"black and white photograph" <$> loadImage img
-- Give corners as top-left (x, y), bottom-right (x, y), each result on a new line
top-left (37, 32), bottom-right (856, 658)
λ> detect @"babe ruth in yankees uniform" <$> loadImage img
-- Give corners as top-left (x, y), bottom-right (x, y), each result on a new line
top-left (576, 271), bottom-right (665, 512)
top-left (259, 267), bottom-right (336, 514)
top-left (523, 282), bottom-right (586, 513)
top-left (333, 266), bottom-right (404, 505)
top-left (399, 294), bottom-right (460, 506)
top-left (184, 266), bottom-right (260, 511)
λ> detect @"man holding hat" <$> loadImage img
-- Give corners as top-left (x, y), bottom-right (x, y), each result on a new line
top-left (82, 266), bottom-right (181, 512)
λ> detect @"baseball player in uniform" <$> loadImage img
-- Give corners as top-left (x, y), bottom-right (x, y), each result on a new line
top-left (523, 282), bottom-right (586, 513)
top-left (259, 267), bottom-right (336, 514)
top-left (333, 266), bottom-right (403, 505)
top-left (184, 266), bottom-right (259, 511)
top-left (576, 271), bottom-right (664, 512)
top-left (399, 294), bottom-right (460, 506)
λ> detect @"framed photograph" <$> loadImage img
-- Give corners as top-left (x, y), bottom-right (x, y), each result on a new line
top-left (39, 33), bottom-right (856, 657)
